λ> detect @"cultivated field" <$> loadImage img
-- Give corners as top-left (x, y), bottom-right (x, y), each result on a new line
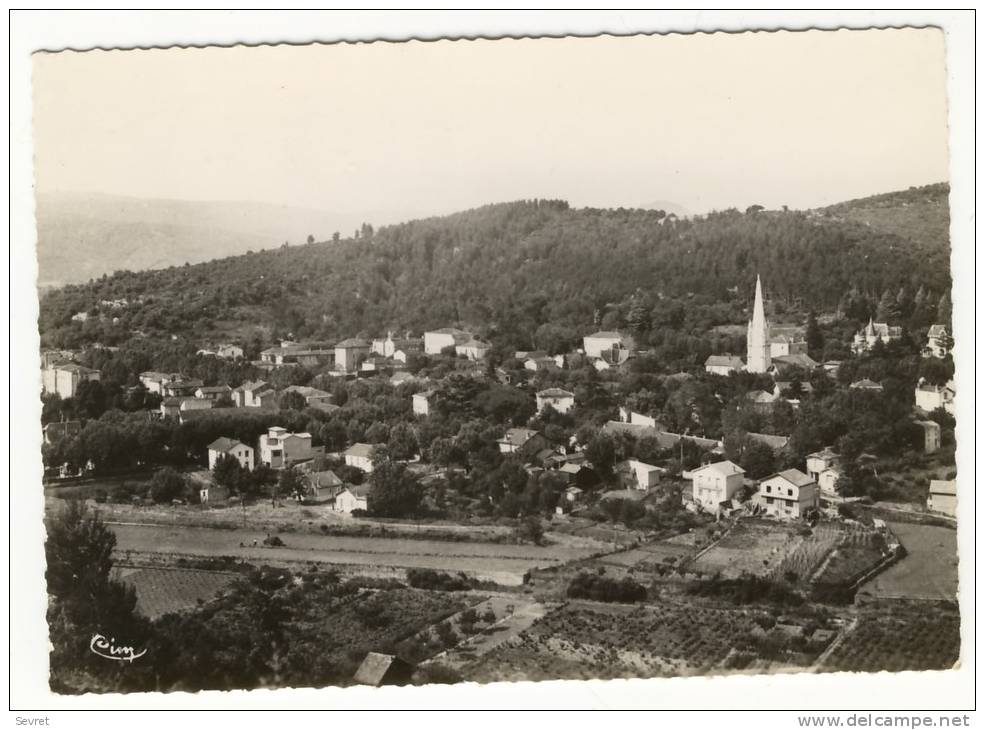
top-left (109, 523), bottom-right (604, 585)
top-left (113, 566), bottom-right (239, 619)
top-left (860, 522), bottom-right (958, 601)
top-left (817, 603), bottom-right (960, 673)
top-left (458, 600), bottom-right (837, 683)
top-left (693, 519), bottom-right (807, 578)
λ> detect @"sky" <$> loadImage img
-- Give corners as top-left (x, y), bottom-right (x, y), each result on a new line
top-left (32, 27), bottom-right (950, 218)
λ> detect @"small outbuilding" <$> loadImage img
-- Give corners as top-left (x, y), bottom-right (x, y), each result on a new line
top-left (353, 652), bottom-right (414, 687)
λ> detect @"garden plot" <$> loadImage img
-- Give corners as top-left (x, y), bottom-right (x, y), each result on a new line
top-left (113, 566), bottom-right (239, 619)
top-left (692, 519), bottom-right (806, 578)
top-left (459, 600), bottom-right (833, 683)
top-left (817, 603), bottom-right (960, 673)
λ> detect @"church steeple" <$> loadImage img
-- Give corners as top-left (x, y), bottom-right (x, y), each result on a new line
top-left (747, 275), bottom-right (771, 374)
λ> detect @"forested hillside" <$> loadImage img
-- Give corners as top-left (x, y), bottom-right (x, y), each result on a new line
top-left (38, 184), bottom-right (951, 352)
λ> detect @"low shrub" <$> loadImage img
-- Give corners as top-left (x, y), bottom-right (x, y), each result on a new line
top-left (406, 568), bottom-right (472, 592)
top-left (566, 572), bottom-right (647, 603)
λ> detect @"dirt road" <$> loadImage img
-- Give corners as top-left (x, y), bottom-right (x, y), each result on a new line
top-left (109, 522), bottom-right (600, 585)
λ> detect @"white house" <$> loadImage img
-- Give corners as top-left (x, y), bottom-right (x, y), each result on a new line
top-left (618, 408), bottom-right (664, 430)
top-left (756, 469), bottom-right (819, 520)
top-left (344, 443), bottom-right (377, 473)
top-left (335, 338), bottom-right (371, 373)
top-left (618, 458), bottom-right (665, 490)
top-left (195, 385), bottom-right (233, 401)
top-left (258, 427), bottom-right (320, 469)
top-left (536, 388), bottom-right (575, 414)
top-left (41, 363), bottom-right (102, 399)
top-left (412, 390), bottom-right (434, 417)
top-left (424, 328), bottom-right (472, 355)
top-left (924, 324), bottom-right (951, 359)
top-left (455, 338), bottom-right (491, 361)
top-left (817, 468), bottom-right (842, 498)
top-left (334, 484), bottom-right (371, 514)
top-left (927, 479), bottom-right (956, 517)
top-left (806, 447), bottom-right (839, 482)
top-left (915, 379), bottom-right (955, 415)
top-left (685, 460), bottom-right (746, 512)
top-left (207, 437), bottom-right (255, 471)
top-left (139, 371), bottom-right (177, 394)
top-left (232, 380), bottom-right (269, 408)
top-left (704, 355), bottom-right (745, 376)
top-left (583, 331), bottom-right (627, 359)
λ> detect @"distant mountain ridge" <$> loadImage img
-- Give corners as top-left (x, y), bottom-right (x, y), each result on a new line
top-left (34, 191), bottom-right (413, 289)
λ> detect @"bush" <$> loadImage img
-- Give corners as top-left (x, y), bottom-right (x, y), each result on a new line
top-left (685, 575), bottom-right (804, 606)
top-left (566, 572), bottom-right (647, 603)
top-left (263, 534), bottom-right (285, 547)
top-left (149, 467), bottom-right (187, 504)
top-left (405, 568), bottom-right (472, 592)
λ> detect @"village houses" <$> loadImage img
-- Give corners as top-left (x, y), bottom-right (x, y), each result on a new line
top-left (582, 331), bottom-right (629, 359)
top-left (924, 324), bottom-right (951, 359)
top-left (423, 327), bottom-right (473, 355)
top-left (497, 428), bottom-right (550, 460)
top-left (914, 420), bottom-right (942, 454)
top-left (704, 354), bottom-right (745, 376)
top-left (412, 390), bottom-right (434, 417)
top-left (756, 469), bottom-right (819, 520)
top-left (334, 484), bottom-right (371, 514)
top-left (195, 385), bottom-right (233, 401)
top-left (42, 362), bottom-right (102, 399)
top-left (258, 427), bottom-right (322, 469)
top-left (617, 458), bottom-right (665, 490)
top-left (207, 437), bottom-right (255, 471)
top-left (344, 443), bottom-right (377, 473)
top-left (455, 337), bottom-right (492, 361)
top-left (536, 388), bottom-right (575, 415)
top-left (335, 338), bottom-right (372, 373)
top-left (685, 460), bottom-right (745, 513)
top-left (914, 378), bottom-right (955, 415)
top-left (851, 319), bottom-right (902, 354)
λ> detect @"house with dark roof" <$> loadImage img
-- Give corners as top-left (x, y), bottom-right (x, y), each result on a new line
top-left (746, 432), bottom-right (790, 453)
top-left (704, 354), bottom-right (745, 376)
top-left (335, 338), bottom-right (372, 373)
top-left (756, 469), bottom-right (819, 520)
top-left (207, 437), bottom-right (254, 471)
top-left (536, 388), bottom-right (574, 414)
top-left (195, 384), bottom-right (233, 401)
top-left (496, 428), bottom-right (549, 460)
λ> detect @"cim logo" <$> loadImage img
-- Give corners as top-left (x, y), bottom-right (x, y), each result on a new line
top-left (89, 633), bottom-right (147, 663)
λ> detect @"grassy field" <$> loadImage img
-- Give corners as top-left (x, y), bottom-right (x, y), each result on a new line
top-left (108, 522), bottom-right (604, 585)
top-left (860, 522), bottom-right (958, 601)
top-left (113, 566), bottom-right (239, 619)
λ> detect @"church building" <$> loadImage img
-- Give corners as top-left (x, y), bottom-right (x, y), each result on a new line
top-left (746, 275), bottom-right (771, 374)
